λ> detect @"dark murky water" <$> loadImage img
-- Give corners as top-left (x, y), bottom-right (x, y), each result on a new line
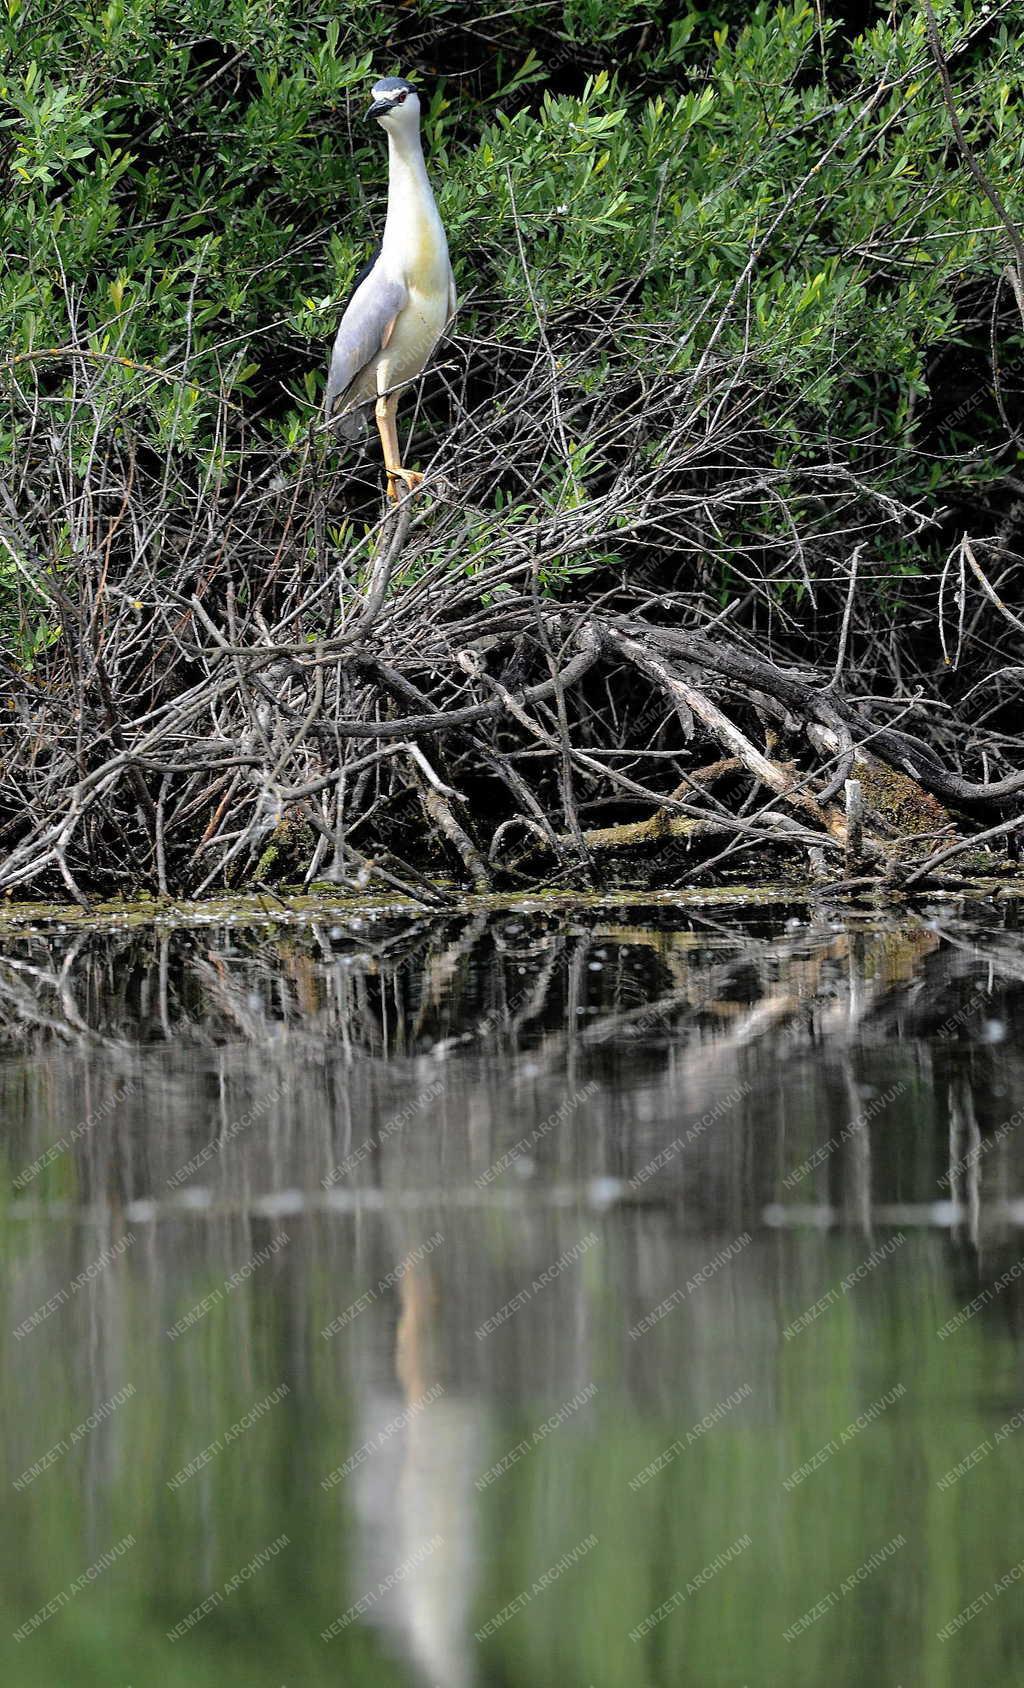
top-left (1, 896), bottom-right (1023, 1686)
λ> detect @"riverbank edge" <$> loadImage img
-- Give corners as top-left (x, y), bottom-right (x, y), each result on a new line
top-left (3, 877), bottom-right (1024, 935)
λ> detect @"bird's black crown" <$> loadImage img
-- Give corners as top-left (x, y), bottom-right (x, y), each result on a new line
top-left (372, 77), bottom-right (417, 98)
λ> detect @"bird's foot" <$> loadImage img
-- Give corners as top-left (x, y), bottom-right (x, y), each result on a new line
top-left (386, 468), bottom-right (424, 502)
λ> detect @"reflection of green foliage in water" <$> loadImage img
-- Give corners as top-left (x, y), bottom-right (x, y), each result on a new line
top-left (473, 1249), bottom-right (1020, 1688)
top-left (0, 1233), bottom-right (1021, 1686)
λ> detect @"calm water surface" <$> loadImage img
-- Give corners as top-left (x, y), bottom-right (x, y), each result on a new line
top-left (1, 896), bottom-right (1023, 1686)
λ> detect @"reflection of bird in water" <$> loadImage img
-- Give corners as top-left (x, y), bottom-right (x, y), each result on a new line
top-left (349, 1231), bottom-right (482, 1688)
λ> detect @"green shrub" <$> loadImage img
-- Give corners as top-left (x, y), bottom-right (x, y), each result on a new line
top-left (1, 1), bottom-right (1022, 636)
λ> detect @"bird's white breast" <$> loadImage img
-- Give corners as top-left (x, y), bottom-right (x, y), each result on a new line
top-left (340, 129), bottom-right (454, 411)
top-left (376, 149), bottom-right (452, 393)
top-left (380, 280), bottom-right (450, 390)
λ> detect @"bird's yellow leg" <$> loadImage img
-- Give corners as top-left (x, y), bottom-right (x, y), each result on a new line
top-left (374, 392), bottom-right (423, 501)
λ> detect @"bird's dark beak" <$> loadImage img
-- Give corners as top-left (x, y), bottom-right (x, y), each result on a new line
top-left (366, 99), bottom-right (392, 120)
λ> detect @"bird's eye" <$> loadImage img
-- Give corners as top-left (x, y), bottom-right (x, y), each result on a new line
top-left (395, 92), bottom-right (407, 103)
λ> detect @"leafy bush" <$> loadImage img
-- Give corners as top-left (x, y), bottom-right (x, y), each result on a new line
top-left (2, 2), bottom-right (1021, 476)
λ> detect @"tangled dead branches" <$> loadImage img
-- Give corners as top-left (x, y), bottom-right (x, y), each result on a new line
top-left (2, 294), bottom-right (1023, 906)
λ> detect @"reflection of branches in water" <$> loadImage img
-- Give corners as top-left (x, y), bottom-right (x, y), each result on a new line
top-left (0, 906), bottom-right (1017, 1058)
top-left (2, 908), bottom-right (1023, 1243)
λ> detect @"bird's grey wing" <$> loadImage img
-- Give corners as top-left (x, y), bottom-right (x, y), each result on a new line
top-left (324, 260), bottom-right (407, 423)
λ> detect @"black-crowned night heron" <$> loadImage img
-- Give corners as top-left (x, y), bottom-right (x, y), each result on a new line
top-left (325, 76), bottom-right (456, 500)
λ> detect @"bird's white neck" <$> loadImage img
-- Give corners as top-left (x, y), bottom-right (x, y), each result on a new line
top-left (381, 127), bottom-right (445, 270)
